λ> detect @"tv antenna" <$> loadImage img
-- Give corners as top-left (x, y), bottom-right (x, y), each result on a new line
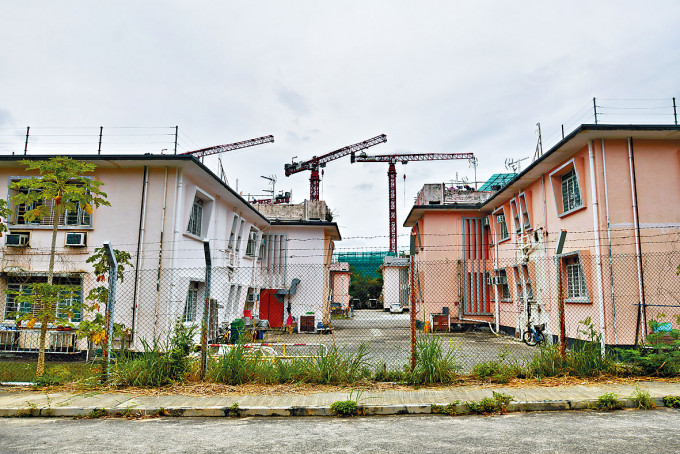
top-left (261, 175), bottom-right (277, 197)
top-left (505, 156), bottom-right (529, 173)
top-left (533, 122), bottom-right (543, 161)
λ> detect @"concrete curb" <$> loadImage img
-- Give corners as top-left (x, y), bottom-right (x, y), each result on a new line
top-left (0, 397), bottom-right (672, 418)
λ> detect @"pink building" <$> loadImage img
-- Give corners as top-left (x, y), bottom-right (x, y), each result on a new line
top-left (405, 124), bottom-right (680, 346)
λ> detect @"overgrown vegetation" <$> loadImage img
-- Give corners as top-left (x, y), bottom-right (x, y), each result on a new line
top-left (632, 386), bottom-right (656, 410)
top-left (472, 347), bottom-right (522, 383)
top-left (208, 343), bottom-right (372, 385)
top-left (615, 313), bottom-right (680, 377)
top-left (330, 389), bottom-right (365, 417)
top-left (431, 401), bottom-right (462, 416)
top-left (595, 392), bottom-right (624, 411)
top-left (114, 320), bottom-right (196, 387)
top-left (466, 392), bottom-right (514, 415)
top-left (408, 334), bottom-right (460, 385)
top-left (663, 396), bottom-right (680, 408)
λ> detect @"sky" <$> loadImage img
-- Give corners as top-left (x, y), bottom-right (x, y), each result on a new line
top-left (1, 1), bottom-right (679, 253)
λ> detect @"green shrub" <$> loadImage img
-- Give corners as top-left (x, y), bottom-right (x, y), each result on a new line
top-left (472, 351), bottom-right (522, 384)
top-left (331, 399), bottom-right (359, 417)
top-left (595, 392), bottom-right (624, 411)
top-left (663, 396), bottom-right (680, 408)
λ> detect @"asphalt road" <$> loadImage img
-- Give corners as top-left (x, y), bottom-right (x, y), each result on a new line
top-left (1, 409), bottom-right (679, 453)
top-left (266, 309), bottom-right (536, 371)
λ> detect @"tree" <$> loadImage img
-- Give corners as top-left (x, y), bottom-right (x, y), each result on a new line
top-left (10, 157), bottom-right (110, 377)
top-left (79, 246), bottom-right (133, 365)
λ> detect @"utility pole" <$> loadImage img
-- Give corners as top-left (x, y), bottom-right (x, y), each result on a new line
top-left (23, 126), bottom-right (29, 155)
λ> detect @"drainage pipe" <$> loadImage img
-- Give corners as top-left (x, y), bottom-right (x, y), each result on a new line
top-left (628, 138), bottom-right (646, 344)
top-left (131, 166), bottom-right (149, 341)
top-left (492, 215), bottom-right (500, 334)
top-left (153, 167), bottom-right (169, 338)
top-left (587, 140), bottom-right (606, 357)
top-left (600, 140), bottom-right (618, 344)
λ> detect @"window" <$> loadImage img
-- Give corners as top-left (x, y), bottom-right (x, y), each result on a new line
top-left (183, 282), bottom-right (199, 322)
top-left (245, 228), bottom-right (259, 257)
top-left (3, 276), bottom-right (82, 322)
top-left (11, 182), bottom-right (92, 228)
top-left (565, 256), bottom-right (588, 300)
top-left (518, 193), bottom-right (531, 230)
top-left (497, 213), bottom-right (509, 240)
top-left (561, 169), bottom-right (582, 213)
top-left (510, 199), bottom-right (521, 233)
top-left (258, 235), bottom-right (267, 260)
top-left (513, 266), bottom-right (523, 302)
top-left (228, 215), bottom-right (239, 250)
top-left (495, 269), bottom-right (511, 300)
top-left (187, 199), bottom-right (203, 237)
top-left (235, 219), bottom-right (245, 253)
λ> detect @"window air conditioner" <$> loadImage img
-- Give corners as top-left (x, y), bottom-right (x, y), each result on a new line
top-left (496, 215), bottom-right (505, 223)
top-left (492, 276), bottom-right (507, 285)
top-left (6, 233), bottom-right (29, 247)
top-left (65, 232), bottom-right (87, 247)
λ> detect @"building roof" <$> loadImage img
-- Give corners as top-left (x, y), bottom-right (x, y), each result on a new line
top-left (404, 124), bottom-right (680, 226)
top-left (269, 219), bottom-right (342, 241)
top-left (481, 124), bottom-right (680, 210)
top-left (478, 173), bottom-right (517, 191)
top-left (0, 153), bottom-right (271, 225)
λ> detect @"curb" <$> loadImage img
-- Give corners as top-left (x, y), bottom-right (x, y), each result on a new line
top-left (0, 397), bottom-right (670, 418)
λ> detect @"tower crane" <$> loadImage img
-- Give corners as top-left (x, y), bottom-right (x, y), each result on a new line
top-left (284, 134), bottom-right (387, 201)
top-left (181, 135), bottom-right (274, 159)
top-left (351, 151), bottom-right (476, 253)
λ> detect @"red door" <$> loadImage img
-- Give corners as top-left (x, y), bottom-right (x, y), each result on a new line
top-left (259, 289), bottom-right (284, 328)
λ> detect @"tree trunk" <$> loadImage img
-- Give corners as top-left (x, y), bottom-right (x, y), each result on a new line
top-left (36, 211), bottom-right (59, 378)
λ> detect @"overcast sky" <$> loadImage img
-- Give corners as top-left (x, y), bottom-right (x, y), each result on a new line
top-left (1, 1), bottom-right (679, 253)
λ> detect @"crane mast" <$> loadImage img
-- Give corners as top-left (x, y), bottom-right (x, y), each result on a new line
top-left (352, 152), bottom-right (476, 253)
top-left (182, 135), bottom-right (275, 159)
top-left (284, 134), bottom-right (387, 201)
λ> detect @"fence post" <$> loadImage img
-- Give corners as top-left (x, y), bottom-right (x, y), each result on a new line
top-left (201, 239), bottom-right (212, 379)
top-left (103, 241), bottom-right (118, 382)
top-left (555, 231), bottom-right (567, 359)
top-left (410, 255), bottom-right (417, 372)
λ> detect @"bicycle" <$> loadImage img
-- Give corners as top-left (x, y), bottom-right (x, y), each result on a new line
top-left (522, 323), bottom-right (546, 346)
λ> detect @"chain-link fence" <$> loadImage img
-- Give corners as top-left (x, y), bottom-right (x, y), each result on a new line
top-left (2, 251), bottom-right (680, 381)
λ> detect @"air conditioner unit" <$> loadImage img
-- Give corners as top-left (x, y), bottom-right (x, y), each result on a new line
top-left (6, 233), bottom-right (29, 247)
top-left (496, 215), bottom-right (505, 223)
top-left (246, 293), bottom-right (258, 303)
top-left (482, 217), bottom-right (490, 227)
top-left (492, 276), bottom-right (507, 285)
top-left (65, 232), bottom-right (87, 247)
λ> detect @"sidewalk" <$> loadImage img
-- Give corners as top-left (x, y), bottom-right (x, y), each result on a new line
top-left (1, 381), bottom-right (679, 417)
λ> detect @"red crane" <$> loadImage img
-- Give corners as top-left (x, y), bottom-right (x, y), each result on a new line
top-left (182, 135), bottom-right (274, 159)
top-left (351, 151), bottom-right (476, 253)
top-left (284, 134), bottom-right (387, 201)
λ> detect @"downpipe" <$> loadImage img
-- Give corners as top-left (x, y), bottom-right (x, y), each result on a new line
top-left (588, 140), bottom-right (606, 358)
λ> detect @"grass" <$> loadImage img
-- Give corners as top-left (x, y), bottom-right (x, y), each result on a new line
top-left (466, 392), bottom-right (514, 415)
top-left (632, 386), bottom-right (656, 410)
top-left (0, 361), bottom-right (100, 385)
top-left (408, 334), bottom-right (460, 385)
top-left (207, 343), bottom-right (372, 385)
top-left (472, 347), bottom-right (523, 383)
top-left (595, 392), bottom-right (624, 411)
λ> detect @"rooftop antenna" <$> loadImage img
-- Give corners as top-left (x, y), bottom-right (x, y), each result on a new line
top-left (533, 122), bottom-right (543, 161)
top-left (218, 157), bottom-right (228, 185)
top-left (505, 156), bottom-right (529, 173)
top-left (261, 175), bottom-right (277, 198)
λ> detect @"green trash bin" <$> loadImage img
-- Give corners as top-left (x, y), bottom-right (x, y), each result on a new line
top-left (230, 319), bottom-right (244, 343)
